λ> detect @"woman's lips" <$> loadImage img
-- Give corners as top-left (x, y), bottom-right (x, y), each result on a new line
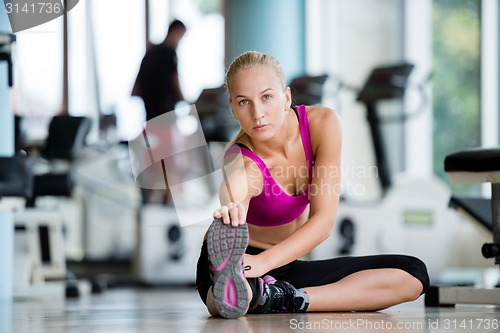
top-left (253, 124), bottom-right (269, 130)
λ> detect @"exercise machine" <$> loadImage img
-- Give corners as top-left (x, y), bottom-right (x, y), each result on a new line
top-left (289, 74), bottom-right (328, 106)
top-left (425, 148), bottom-right (500, 306)
top-left (311, 64), bottom-right (462, 280)
top-left (1, 32), bottom-right (94, 297)
top-left (13, 210), bottom-right (66, 298)
top-left (138, 204), bottom-right (208, 285)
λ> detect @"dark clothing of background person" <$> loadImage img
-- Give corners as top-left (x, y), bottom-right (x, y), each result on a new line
top-left (136, 45), bottom-right (180, 120)
top-left (131, 20), bottom-right (186, 204)
top-left (132, 19), bottom-right (186, 121)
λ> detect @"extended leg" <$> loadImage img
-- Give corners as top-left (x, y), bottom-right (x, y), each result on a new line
top-left (305, 268), bottom-right (423, 312)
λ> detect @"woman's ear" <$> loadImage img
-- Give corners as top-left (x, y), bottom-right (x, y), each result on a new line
top-left (285, 86), bottom-right (292, 109)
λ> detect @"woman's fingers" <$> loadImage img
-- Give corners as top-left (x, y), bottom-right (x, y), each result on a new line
top-left (212, 202), bottom-right (246, 227)
top-left (220, 204), bottom-right (231, 225)
top-left (237, 203), bottom-right (246, 225)
top-left (213, 209), bottom-right (222, 219)
top-left (228, 203), bottom-right (240, 227)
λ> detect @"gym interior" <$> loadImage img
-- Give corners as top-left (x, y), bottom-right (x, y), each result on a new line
top-left (1, 0), bottom-right (499, 332)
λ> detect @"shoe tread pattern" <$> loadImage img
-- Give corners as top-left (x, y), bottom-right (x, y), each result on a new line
top-left (207, 219), bottom-right (249, 318)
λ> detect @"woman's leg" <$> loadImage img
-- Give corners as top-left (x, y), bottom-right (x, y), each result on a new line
top-left (206, 267), bottom-right (422, 314)
top-left (305, 268), bottom-right (423, 311)
top-left (197, 222), bottom-right (429, 314)
top-left (267, 254), bottom-right (429, 312)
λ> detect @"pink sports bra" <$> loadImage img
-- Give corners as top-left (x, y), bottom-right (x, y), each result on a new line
top-left (225, 105), bottom-right (315, 227)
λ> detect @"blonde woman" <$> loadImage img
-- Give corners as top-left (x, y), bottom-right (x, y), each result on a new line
top-left (196, 51), bottom-right (429, 318)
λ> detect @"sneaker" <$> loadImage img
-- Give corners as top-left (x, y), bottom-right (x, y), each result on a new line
top-left (251, 278), bottom-right (309, 314)
top-left (207, 219), bottom-right (249, 318)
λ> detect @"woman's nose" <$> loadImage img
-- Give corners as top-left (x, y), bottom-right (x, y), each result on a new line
top-left (252, 105), bottom-right (264, 120)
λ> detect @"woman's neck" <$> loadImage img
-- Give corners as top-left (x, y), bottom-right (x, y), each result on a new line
top-left (246, 109), bottom-right (298, 159)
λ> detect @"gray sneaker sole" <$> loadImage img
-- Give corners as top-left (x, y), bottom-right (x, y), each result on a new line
top-left (207, 219), bottom-right (249, 318)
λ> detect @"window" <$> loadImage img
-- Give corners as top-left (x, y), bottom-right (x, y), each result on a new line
top-left (12, 0), bottom-right (224, 142)
top-left (169, 0), bottom-right (225, 102)
top-left (12, 18), bottom-right (63, 141)
top-left (432, 0), bottom-right (481, 194)
top-left (86, 0), bottom-right (146, 140)
top-left (118, 0), bottom-right (225, 139)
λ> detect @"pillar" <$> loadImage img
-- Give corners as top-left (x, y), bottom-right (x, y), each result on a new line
top-left (0, 7), bottom-right (15, 329)
top-left (224, 0), bottom-right (305, 81)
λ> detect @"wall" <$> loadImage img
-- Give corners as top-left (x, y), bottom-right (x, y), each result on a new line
top-left (0, 6), bottom-right (13, 156)
top-left (0, 2), bottom-right (14, 325)
top-left (224, 0), bottom-right (305, 81)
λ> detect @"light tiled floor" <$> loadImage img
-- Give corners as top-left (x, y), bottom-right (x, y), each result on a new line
top-left (3, 288), bottom-right (500, 333)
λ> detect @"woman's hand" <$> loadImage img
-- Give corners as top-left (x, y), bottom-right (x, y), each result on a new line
top-left (213, 202), bottom-right (246, 227)
top-left (243, 253), bottom-right (270, 278)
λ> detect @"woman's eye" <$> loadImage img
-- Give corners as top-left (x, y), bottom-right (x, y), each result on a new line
top-left (239, 99), bottom-right (249, 106)
top-left (263, 95), bottom-right (271, 100)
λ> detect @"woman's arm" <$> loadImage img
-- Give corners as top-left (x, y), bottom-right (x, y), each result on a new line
top-left (252, 106), bottom-right (342, 275)
top-left (213, 152), bottom-right (262, 227)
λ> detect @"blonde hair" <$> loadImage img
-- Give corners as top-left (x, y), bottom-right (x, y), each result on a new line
top-left (224, 51), bottom-right (287, 149)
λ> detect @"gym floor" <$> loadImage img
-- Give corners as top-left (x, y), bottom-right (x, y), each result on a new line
top-left (8, 287), bottom-right (500, 333)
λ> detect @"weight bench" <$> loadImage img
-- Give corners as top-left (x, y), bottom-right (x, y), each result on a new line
top-left (425, 147), bottom-right (500, 306)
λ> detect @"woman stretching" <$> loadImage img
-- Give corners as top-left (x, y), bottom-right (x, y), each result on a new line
top-left (196, 51), bottom-right (429, 318)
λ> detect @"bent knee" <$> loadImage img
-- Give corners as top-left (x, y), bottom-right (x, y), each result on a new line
top-left (399, 271), bottom-right (425, 302)
top-left (404, 255), bottom-right (430, 294)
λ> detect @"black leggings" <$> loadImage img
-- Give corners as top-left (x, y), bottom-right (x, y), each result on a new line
top-left (196, 241), bottom-right (430, 305)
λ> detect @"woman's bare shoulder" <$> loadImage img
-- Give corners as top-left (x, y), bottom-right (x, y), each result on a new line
top-left (305, 105), bottom-right (342, 143)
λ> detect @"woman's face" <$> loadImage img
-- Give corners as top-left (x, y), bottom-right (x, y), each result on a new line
top-left (228, 66), bottom-right (291, 142)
